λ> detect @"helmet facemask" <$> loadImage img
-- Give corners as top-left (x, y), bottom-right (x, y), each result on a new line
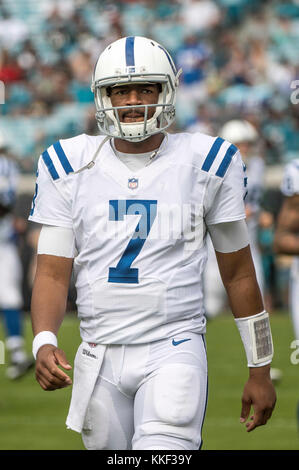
top-left (93, 73), bottom-right (177, 142)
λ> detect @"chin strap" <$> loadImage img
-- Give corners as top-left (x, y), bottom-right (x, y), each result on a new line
top-left (74, 135), bottom-right (111, 174)
top-left (74, 131), bottom-right (168, 175)
top-left (145, 131), bottom-right (168, 166)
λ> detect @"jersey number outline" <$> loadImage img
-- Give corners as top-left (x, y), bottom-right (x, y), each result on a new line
top-left (108, 199), bottom-right (157, 284)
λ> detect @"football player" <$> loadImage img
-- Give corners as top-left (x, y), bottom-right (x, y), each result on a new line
top-left (274, 159), bottom-right (299, 340)
top-left (0, 133), bottom-right (34, 379)
top-left (29, 36), bottom-right (276, 450)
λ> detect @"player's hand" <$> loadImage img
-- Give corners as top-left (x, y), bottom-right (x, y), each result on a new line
top-left (240, 365), bottom-right (276, 432)
top-left (35, 344), bottom-right (72, 391)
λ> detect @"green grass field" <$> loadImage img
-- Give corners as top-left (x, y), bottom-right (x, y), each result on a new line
top-left (0, 311), bottom-right (298, 450)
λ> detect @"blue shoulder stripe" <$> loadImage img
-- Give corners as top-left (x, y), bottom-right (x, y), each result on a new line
top-left (201, 137), bottom-right (225, 173)
top-left (53, 141), bottom-right (74, 175)
top-left (42, 150), bottom-right (59, 180)
top-left (215, 144), bottom-right (238, 177)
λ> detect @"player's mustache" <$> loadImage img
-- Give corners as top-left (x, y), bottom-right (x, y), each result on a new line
top-left (123, 108), bottom-right (145, 118)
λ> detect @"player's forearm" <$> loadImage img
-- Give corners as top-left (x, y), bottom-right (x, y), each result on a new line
top-left (224, 273), bottom-right (264, 319)
top-left (31, 273), bottom-right (69, 335)
top-left (220, 257), bottom-right (273, 370)
top-left (217, 247), bottom-right (274, 369)
top-left (274, 231), bottom-right (299, 255)
top-left (216, 246), bottom-right (264, 318)
top-left (30, 254), bottom-right (73, 336)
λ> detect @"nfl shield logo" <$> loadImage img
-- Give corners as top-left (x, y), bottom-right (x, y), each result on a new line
top-left (128, 177), bottom-right (138, 189)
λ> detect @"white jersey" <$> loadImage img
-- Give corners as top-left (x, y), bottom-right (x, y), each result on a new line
top-left (29, 132), bottom-right (246, 344)
top-left (281, 158), bottom-right (299, 277)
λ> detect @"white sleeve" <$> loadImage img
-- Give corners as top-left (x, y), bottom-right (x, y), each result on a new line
top-left (204, 150), bottom-right (247, 225)
top-left (38, 225), bottom-right (77, 258)
top-left (28, 156), bottom-right (73, 228)
top-left (208, 219), bottom-right (249, 253)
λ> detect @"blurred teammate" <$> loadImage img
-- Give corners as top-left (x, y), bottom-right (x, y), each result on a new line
top-left (29, 36), bottom-right (275, 450)
top-left (274, 158), bottom-right (299, 423)
top-left (204, 120), bottom-right (265, 318)
top-left (0, 133), bottom-right (34, 379)
top-left (274, 159), bottom-right (299, 340)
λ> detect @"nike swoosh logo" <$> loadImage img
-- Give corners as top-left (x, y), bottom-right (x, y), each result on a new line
top-left (172, 338), bottom-right (191, 346)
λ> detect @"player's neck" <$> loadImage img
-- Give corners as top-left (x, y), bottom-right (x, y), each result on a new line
top-left (113, 133), bottom-right (165, 154)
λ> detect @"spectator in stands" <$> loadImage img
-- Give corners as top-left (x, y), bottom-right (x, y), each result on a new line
top-left (179, 0), bottom-right (221, 34)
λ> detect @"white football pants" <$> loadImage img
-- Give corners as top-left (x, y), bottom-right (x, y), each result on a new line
top-left (81, 332), bottom-right (208, 450)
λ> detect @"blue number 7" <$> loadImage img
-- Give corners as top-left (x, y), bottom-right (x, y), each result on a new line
top-left (108, 199), bottom-right (157, 284)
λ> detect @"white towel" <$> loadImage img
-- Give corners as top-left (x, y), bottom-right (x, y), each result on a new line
top-left (66, 341), bottom-right (106, 433)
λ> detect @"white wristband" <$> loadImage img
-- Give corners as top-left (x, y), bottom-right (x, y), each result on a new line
top-left (32, 331), bottom-right (58, 359)
top-left (235, 311), bottom-right (274, 367)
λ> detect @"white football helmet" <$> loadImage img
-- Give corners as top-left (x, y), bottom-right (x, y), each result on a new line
top-left (91, 36), bottom-right (181, 142)
top-left (220, 120), bottom-right (258, 144)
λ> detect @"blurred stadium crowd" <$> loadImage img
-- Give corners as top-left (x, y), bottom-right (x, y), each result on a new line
top-left (0, 0), bottom-right (298, 311)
